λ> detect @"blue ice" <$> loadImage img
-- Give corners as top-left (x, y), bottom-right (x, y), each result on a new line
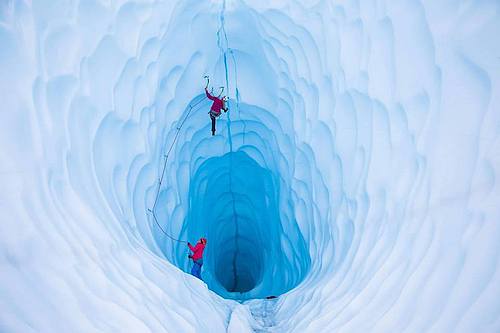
top-left (1, 0), bottom-right (500, 332)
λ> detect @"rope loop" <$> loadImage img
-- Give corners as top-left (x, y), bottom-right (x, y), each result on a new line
top-left (147, 92), bottom-right (207, 243)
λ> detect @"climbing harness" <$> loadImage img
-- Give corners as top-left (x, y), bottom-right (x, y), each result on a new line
top-left (209, 110), bottom-right (221, 118)
top-left (147, 90), bottom-right (207, 244)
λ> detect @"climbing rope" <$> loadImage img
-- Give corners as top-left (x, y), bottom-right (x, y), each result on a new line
top-left (147, 92), bottom-right (207, 244)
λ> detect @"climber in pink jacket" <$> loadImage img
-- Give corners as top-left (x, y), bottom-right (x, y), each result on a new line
top-left (188, 238), bottom-right (207, 280)
top-left (204, 76), bottom-right (228, 136)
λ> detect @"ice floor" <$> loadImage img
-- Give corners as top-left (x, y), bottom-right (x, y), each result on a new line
top-left (1, 0), bottom-right (500, 332)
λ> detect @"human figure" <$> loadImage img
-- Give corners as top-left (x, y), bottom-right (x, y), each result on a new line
top-left (205, 86), bottom-right (228, 136)
top-left (188, 238), bottom-right (207, 280)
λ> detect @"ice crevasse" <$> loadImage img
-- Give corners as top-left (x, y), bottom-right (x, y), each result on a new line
top-left (1, 0), bottom-right (500, 332)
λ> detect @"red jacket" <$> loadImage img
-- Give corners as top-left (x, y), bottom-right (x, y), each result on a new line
top-left (188, 242), bottom-right (206, 261)
top-left (205, 88), bottom-right (224, 115)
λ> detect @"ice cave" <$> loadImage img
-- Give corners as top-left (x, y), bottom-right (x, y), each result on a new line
top-left (1, 0), bottom-right (500, 332)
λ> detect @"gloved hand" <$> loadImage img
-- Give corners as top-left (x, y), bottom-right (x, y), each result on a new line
top-left (188, 242), bottom-right (191, 247)
top-left (188, 255), bottom-right (193, 259)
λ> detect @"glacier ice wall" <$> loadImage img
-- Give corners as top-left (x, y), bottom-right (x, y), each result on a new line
top-left (1, 0), bottom-right (500, 332)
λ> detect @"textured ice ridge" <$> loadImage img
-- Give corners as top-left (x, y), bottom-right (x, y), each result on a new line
top-left (1, 0), bottom-right (500, 332)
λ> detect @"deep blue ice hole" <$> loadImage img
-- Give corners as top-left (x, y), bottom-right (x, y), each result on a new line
top-left (155, 100), bottom-right (311, 300)
top-left (185, 151), bottom-right (310, 296)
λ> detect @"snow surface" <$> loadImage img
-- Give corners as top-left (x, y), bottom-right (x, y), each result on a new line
top-left (1, 0), bottom-right (500, 332)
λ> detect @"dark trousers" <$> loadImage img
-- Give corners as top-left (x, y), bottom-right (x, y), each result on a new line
top-left (210, 115), bottom-right (216, 135)
top-left (191, 259), bottom-right (203, 280)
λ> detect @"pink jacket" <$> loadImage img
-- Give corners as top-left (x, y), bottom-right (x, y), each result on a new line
top-left (205, 88), bottom-right (224, 115)
top-left (188, 242), bottom-right (206, 261)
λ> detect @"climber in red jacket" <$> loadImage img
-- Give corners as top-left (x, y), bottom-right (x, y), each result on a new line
top-left (188, 238), bottom-right (207, 280)
top-left (205, 78), bottom-right (228, 136)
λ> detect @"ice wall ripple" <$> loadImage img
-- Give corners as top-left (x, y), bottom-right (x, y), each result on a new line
top-left (1, 0), bottom-right (500, 332)
top-left (159, 99), bottom-right (315, 299)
